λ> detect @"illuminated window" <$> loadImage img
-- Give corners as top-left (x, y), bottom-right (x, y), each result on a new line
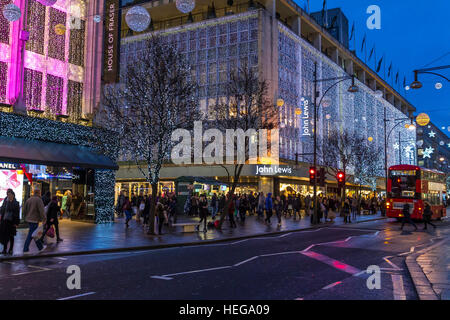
top-left (23, 68), bottom-right (43, 109)
top-left (69, 19), bottom-right (85, 66)
top-left (46, 74), bottom-right (63, 113)
top-left (26, 0), bottom-right (45, 54)
top-left (67, 80), bottom-right (83, 116)
top-left (0, 0), bottom-right (10, 44)
top-left (48, 7), bottom-right (66, 61)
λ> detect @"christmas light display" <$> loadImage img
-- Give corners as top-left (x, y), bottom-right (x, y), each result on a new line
top-left (428, 130), bottom-right (436, 138)
top-left (423, 147), bottom-right (434, 158)
top-left (125, 6), bottom-right (151, 32)
top-left (54, 23), bottom-right (66, 35)
top-left (2, 3), bottom-right (20, 22)
top-left (2, 0), bottom-right (87, 114)
top-left (176, 0), bottom-right (196, 14)
top-left (36, 0), bottom-right (57, 6)
top-left (416, 113), bottom-right (430, 126)
top-left (93, 15), bottom-right (101, 23)
top-left (278, 22), bottom-right (415, 168)
top-left (0, 112), bottom-right (118, 223)
top-left (435, 82), bottom-right (442, 90)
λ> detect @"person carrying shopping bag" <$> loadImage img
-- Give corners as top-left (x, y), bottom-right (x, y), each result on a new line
top-left (37, 196), bottom-right (63, 246)
top-left (22, 189), bottom-right (47, 253)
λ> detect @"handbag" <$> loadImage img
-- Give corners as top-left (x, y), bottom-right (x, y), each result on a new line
top-left (46, 225), bottom-right (55, 238)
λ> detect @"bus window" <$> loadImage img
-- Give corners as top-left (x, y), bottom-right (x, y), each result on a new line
top-left (389, 175), bottom-right (417, 199)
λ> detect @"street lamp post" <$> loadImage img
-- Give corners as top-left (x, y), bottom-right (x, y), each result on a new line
top-left (410, 65), bottom-right (450, 89)
top-left (312, 62), bottom-right (358, 225)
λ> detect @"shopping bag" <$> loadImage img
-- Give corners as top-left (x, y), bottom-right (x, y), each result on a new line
top-left (31, 225), bottom-right (44, 239)
top-left (46, 225), bottom-right (55, 238)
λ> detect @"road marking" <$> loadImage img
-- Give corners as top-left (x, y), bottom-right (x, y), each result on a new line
top-left (260, 251), bottom-right (300, 257)
top-left (322, 281), bottom-right (342, 290)
top-left (301, 244), bottom-right (316, 252)
top-left (234, 256), bottom-right (259, 267)
top-left (391, 274), bottom-right (406, 300)
top-left (383, 256), bottom-right (402, 270)
top-left (163, 266), bottom-right (232, 278)
top-left (55, 257), bottom-right (68, 260)
top-left (151, 276), bottom-right (173, 280)
top-left (57, 292), bottom-right (96, 300)
top-left (301, 251), bottom-right (361, 275)
top-left (12, 265), bottom-right (51, 276)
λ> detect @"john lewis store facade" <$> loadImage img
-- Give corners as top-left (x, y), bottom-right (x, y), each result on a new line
top-left (117, 0), bottom-right (416, 193)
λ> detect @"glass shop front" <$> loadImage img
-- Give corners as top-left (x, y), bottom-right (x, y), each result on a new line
top-left (0, 163), bottom-right (96, 222)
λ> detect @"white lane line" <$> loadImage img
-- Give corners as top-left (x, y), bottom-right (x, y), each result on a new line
top-left (152, 230), bottom-right (378, 280)
top-left (301, 244), bottom-right (316, 253)
top-left (383, 256), bottom-right (402, 270)
top-left (234, 256), bottom-right (259, 267)
top-left (57, 292), bottom-right (96, 300)
top-left (151, 276), bottom-right (173, 280)
top-left (55, 257), bottom-right (68, 260)
top-left (391, 274), bottom-right (406, 300)
top-left (190, 228), bottom-right (326, 248)
top-left (301, 251), bottom-right (361, 275)
top-left (260, 251), bottom-right (300, 257)
top-left (322, 281), bottom-right (343, 290)
top-left (163, 266), bottom-right (232, 278)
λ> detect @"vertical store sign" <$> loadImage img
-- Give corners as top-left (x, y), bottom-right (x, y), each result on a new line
top-left (300, 97), bottom-right (312, 138)
top-left (103, 0), bottom-right (121, 83)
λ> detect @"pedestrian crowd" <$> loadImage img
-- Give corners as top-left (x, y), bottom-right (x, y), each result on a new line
top-left (114, 190), bottom-right (392, 235)
top-left (0, 188), bottom-right (64, 256)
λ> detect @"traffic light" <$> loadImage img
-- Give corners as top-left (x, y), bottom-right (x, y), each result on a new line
top-left (336, 171), bottom-right (345, 189)
top-left (309, 167), bottom-right (316, 185)
top-left (318, 167), bottom-right (326, 187)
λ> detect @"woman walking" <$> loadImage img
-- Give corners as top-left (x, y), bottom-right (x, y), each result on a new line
top-left (422, 202), bottom-right (436, 230)
top-left (38, 196), bottom-right (63, 245)
top-left (274, 195), bottom-right (282, 227)
top-left (265, 193), bottom-right (273, 225)
top-left (0, 189), bottom-right (20, 255)
top-left (198, 194), bottom-right (208, 232)
top-left (123, 197), bottom-right (132, 227)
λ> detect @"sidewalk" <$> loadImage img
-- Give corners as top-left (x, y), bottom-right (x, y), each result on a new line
top-left (0, 212), bottom-right (385, 261)
top-left (413, 238), bottom-right (450, 300)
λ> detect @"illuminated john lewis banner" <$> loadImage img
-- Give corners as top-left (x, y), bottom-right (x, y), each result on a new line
top-left (301, 97), bottom-right (311, 137)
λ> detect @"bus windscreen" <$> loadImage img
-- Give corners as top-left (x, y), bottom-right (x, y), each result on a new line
top-left (389, 174), bottom-right (417, 199)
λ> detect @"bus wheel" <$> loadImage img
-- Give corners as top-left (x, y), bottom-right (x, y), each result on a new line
top-left (396, 218), bottom-right (402, 222)
top-left (436, 217), bottom-right (442, 221)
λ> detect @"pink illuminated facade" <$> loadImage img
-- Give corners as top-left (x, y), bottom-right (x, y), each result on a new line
top-left (0, 0), bottom-right (104, 116)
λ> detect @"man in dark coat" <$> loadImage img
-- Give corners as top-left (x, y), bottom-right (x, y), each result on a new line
top-left (400, 203), bottom-right (417, 231)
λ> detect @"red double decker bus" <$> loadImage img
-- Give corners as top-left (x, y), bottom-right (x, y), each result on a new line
top-left (386, 165), bottom-right (447, 220)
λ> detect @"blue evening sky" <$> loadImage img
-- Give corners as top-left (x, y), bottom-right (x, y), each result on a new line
top-left (296, 0), bottom-right (450, 135)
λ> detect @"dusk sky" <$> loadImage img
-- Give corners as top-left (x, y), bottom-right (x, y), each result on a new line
top-left (297, 0), bottom-right (450, 135)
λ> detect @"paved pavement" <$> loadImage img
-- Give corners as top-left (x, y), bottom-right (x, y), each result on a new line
top-left (0, 212), bottom-right (385, 260)
top-left (415, 238), bottom-right (450, 300)
top-left (0, 218), bottom-right (448, 300)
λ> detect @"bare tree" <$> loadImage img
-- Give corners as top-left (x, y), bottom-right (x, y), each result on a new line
top-left (95, 36), bottom-right (200, 235)
top-left (208, 64), bottom-right (278, 228)
top-left (353, 142), bottom-right (383, 198)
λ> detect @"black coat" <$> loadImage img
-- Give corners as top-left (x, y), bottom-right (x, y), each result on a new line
top-left (0, 199), bottom-right (20, 244)
top-left (47, 201), bottom-right (60, 224)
